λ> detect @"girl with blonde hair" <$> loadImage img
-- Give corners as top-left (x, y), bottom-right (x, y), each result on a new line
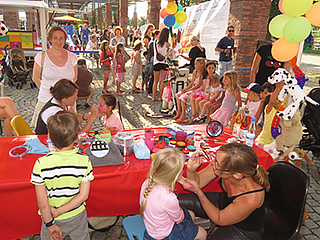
top-left (209, 70), bottom-right (242, 126)
top-left (140, 148), bottom-right (207, 240)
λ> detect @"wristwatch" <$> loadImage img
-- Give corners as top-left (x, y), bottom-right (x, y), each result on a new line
top-left (45, 218), bottom-right (56, 228)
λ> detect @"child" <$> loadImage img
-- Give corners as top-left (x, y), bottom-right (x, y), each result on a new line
top-left (229, 83), bottom-right (262, 132)
top-left (100, 40), bottom-right (113, 93)
top-left (99, 93), bottom-right (123, 131)
top-left (140, 148), bottom-right (207, 240)
top-left (141, 50), bottom-right (150, 92)
top-left (195, 73), bottom-right (223, 123)
top-left (209, 70), bottom-right (242, 126)
top-left (31, 111), bottom-right (94, 240)
top-left (174, 57), bottom-right (207, 123)
top-left (256, 82), bottom-right (283, 148)
top-left (255, 82), bottom-right (274, 135)
top-left (190, 61), bottom-right (218, 122)
top-left (131, 41), bottom-right (143, 93)
top-left (115, 42), bottom-right (126, 96)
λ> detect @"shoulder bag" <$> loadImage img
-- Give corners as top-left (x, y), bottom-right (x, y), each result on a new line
top-left (155, 40), bottom-right (166, 62)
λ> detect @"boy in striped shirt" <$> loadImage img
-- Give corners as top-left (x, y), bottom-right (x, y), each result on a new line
top-left (31, 111), bottom-right (94, 240)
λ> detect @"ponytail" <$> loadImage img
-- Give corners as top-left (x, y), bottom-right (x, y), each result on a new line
top-left (252, 165), bottom-right (270, 191)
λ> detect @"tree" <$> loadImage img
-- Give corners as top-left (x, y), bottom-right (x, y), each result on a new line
top-left (138, 16), bottom-right (146, 27)
top-left (128, 17), bottom-right (133, 27)
top-left (180, 0), bottom-right (210, 7)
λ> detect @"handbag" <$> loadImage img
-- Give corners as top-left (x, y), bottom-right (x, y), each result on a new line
top-left (155, 40), bottom-right (166, 62)
top-left (123, 50), bottom-right (131, 63)
top-left (144, 60), bottom-right (154, 76)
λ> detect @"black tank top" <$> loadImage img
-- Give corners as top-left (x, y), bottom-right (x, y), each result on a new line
top-left (35, 98), bottom-right (63, 135)
top-left (219, 178), bottom-right (265, 231)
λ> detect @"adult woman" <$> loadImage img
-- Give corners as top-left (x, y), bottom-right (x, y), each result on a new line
top-left (31, 26), bottom-right (78, 127)
top-left (179, 143), bottom-right (270, 239)
top-left (0, 97), bottom-right (19, 136)
top-left (110, 26), bottom-right (126, 84)
top-left (35, 79), bottom-right (99, 135)
top-left (250, 42), bottom-right (290, 86)
top-left (171, 33), bottom-right (182, 67)
top-left (152, 28), bottom-right (170, 101)
top-left (146, 29), bottom-right (160, 94)
top-left (181, 36), bottom-right (206, 73)
top-left (100, 29), bottom-right (110, 42)
top-left (143, 24), bottom-right (155, 50)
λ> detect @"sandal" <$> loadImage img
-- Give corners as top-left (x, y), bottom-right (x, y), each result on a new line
top-left (173, 115), bottom-right (181, 120)
top-left (176, 119), bottom-right (188, 124)
top-left (117, 93), bottom-right (122, 96)
top-left (120, 89), bottom-right (125, 93)
top-left (133, 89), bottom-right (140, 93)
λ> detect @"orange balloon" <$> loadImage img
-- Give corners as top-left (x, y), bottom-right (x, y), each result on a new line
top-left (160, 8), bottom-right (168, 19)
top-left (271, 37), bottom-right (300, 62)
top-left (306, 2), bottom-right (320, 27)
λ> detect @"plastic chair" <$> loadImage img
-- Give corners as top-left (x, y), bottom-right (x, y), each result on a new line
top-left (10, 115), bottom-right (34, 136)
top-left (123, 214), bottom-right (146, 240)
top-left (263, 161), bottom-right (310, 240)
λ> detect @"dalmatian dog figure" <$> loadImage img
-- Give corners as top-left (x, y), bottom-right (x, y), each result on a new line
top-left (268, 68), bottom-right (319, 120)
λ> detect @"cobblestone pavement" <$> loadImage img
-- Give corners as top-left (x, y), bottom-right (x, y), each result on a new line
top-left (4, 52), bottom-right (319, 239)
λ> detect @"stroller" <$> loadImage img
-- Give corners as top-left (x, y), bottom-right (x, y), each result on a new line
top-left (299, 81), bottom-right (320, 157)
top-left (3, 46), bottom-right (34, 89)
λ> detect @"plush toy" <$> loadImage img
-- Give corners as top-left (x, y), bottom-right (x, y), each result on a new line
top-left (268, 68), bottom-right (319, 120)
top-left (276, 110), bottom-right (303, 159)
top-left (0, 23), bottom-right (8, 37)
top-left (288, 148), bottom-right (313, 168)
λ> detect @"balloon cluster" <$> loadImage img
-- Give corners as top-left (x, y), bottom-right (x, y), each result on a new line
top-left (269, 0), bottom-right (320, 62)
top-left (160, 2), bottom-right (187, 29)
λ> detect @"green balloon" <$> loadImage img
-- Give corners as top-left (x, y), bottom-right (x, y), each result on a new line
top-left (282, 0), bottom-right (313, 17)
top-left (269, 14), bottom-right (292, 38)
top-left (283, 17), bottom-right (311, 43)
top-left (178, 4), bottom-right (183, 12)
top-left (173, 21), bottom-right (180, 29)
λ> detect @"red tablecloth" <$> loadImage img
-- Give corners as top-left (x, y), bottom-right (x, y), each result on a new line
top-left (0, 125), bottom-right (274, 239)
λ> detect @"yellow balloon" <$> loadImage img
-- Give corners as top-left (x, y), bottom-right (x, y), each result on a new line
top-left (175, 11), bottom-right (187, 23)
top-left (306, 2), bottom-right (320, 27)
top-left (271, 37), bottom-right (299, 62)
top-left (166, 2), bottom-right (178, 15)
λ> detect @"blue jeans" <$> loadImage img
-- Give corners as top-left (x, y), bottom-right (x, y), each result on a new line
top-left (143, 206), bottom-right (198, 240)
top-left (219, 60), bottom-right (233, 76)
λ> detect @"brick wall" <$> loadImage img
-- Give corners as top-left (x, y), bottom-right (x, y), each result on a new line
top-left (3, 10), bottom-right (19, 30)
top-left (229, 0), bottom-right (271, 87)
top-left (147, 0), bottom-right (161, 28)
top-left (105, 4), bottom-right (112, 27)
top-left (119, 0), bottom-right (128, 38)
top-left (26, 12), bottom-right (36, 31)
top-left (97, 7), bottom-right (103, 29)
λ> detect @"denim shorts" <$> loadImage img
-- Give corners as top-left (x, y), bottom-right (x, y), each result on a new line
top-left (143, 206), bottom-right (199, 240)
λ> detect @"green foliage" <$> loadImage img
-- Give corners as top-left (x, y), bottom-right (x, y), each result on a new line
top-left (112, 10), bottom-right (118, 25)
top-left (128, 17), bottom-right (133, 27)
top-left (180, 0), bottom-right (210, 7)
top-left (269, 0), bottom-right (281, 21)
top-left (138, 16), bottom-right (146, 27)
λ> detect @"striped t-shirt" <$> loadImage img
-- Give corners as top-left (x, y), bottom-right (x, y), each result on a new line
top-left (31, 148), bottom-right (94, 220)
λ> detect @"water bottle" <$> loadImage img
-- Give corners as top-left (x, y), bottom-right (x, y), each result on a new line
top-left (245, 117), bottom-right (256, 147)
top-left (238, 110), bottom-right (250, 142)
top-left (233, 107), bottom-right (244, 137)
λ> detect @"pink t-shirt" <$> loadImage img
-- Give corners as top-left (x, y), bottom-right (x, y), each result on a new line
top-left (102, 113), bottom-right (123, 131)
top-left (139, 179), bottom-right (183, 239)
top-left (246, 100), bottom-right (261, 118)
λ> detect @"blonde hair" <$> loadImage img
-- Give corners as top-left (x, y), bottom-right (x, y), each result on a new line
top-left (194, 57), bottom-right (206, 80)
top-left (217, 143), bottom-right (270, 191)
top-left (209, 73), bottom-right (220, 88)
top-left (223, 70), bottom-right (240, 94)
top-left (140, 148), bottom-right (185, 218)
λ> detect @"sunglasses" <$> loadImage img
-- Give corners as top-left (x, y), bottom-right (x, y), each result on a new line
top-left (228, 30), bottom-right (234, 32)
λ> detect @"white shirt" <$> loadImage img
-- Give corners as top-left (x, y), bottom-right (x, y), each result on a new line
top-left (172, 42), bottom-right (182, 60)
top-left (153, 39), bottom-right (168, 65)
top-left (35, 50), bottom-right (78, 102)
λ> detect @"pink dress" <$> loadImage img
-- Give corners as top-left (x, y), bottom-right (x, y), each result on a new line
top-left (176, 77), bottom-right (203, 103)
top-left (210, 90), bottom-right (236, 126)
top-left (102, 113), bottom-right (123, 131)
top-left (192, 78), bottom-right (209, 100)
